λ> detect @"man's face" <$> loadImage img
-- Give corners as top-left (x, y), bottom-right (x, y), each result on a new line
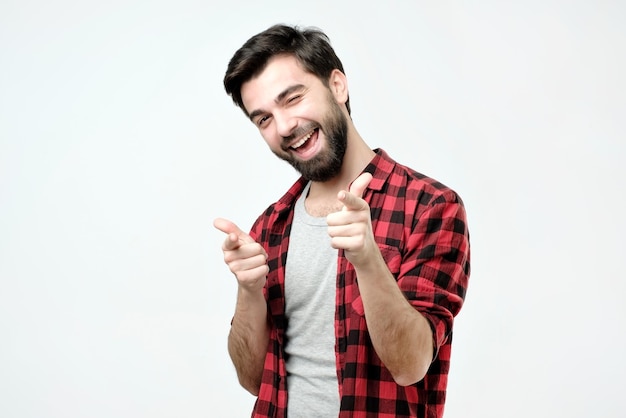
top-left (240, 55), bottom-right (348, 182)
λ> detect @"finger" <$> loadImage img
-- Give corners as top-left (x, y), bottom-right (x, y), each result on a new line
top-left (339, 173), bottom-right (373, 211)
top-left (329, 236), bottom-right (365, 251)
top-left (213, 217), bottom-right (243, 235)
top-left (213, 217), bottom-right (254, 250)
top-left (349, 172), bottom-right (373, 199)
top-left (225, 252), bottom-right (269, 273)
top-left (223, 241), bottom-right (268, 264)
top-left (235, 264), bottom-right (270, 284)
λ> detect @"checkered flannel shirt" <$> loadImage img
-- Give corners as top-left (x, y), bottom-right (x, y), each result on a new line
top-left (247, 149), bottom-right (470, 418)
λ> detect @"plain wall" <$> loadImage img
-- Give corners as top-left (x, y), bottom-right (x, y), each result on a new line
top-left (1, 1), bottom-right (624, 417)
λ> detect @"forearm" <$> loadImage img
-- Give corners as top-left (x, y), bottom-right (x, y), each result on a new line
top-left (228, 287), bottom-right (270, 395)
top-left (355, 252), bottom-right (433, 386)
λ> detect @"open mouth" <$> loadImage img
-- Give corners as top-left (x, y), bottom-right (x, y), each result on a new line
top-left (290, 129), bottom-right (316, 151)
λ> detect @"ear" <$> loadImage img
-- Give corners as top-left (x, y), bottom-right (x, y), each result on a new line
top-left (328, 69), bottom-right (349, 105)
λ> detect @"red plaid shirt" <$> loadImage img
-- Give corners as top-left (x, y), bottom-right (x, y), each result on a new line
top-left (248, 149), bottom-right (470, 418)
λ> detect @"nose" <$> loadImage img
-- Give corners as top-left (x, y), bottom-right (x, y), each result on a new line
top-left (274, 110), bottom-right (297, 138)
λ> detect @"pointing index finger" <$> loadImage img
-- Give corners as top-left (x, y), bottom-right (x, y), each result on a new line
top-left (213, 217), bottom-right (253, 250)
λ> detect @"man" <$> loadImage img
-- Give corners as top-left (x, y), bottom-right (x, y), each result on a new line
top-left (214, 24), bottom-right (470, 418)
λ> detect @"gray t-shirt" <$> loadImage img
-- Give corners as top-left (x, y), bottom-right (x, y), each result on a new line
top-left (284, 181), bottom-right (340, 417)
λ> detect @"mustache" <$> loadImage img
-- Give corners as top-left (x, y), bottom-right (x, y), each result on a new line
top-left (281, 123), bottom-right (320, 149)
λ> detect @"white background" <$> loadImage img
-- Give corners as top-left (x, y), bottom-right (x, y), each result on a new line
top-left (1, 1), bottom-right (624, 417)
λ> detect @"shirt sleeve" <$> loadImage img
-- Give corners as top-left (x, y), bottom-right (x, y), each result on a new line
top-left (398, 190), bottom-right (471, 356)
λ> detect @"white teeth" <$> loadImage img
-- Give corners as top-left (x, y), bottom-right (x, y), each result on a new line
top-left (291, 131), bottom-right (313, 149)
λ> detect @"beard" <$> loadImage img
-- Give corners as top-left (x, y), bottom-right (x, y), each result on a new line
top-left (273, 93), bottom-right (348, 182)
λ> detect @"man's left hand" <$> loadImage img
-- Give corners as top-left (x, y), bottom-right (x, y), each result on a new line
top-left (327, 172), bottom-right (376, 267)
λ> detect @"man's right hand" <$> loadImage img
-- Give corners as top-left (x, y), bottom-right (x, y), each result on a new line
top-left (213, 218), bottom-right (269, 292)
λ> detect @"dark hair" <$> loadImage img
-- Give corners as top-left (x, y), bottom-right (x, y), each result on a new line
top-left (223, 24), bottom-right (351, 116)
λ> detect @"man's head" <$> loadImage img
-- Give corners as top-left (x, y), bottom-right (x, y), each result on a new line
top-left (224, 24), bottom-right (351, 116)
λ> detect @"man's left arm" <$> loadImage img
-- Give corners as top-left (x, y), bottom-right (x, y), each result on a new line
top-left (326, 173), bottom-right (469, 386)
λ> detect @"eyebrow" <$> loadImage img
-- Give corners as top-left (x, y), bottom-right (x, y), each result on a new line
top-left (248, 84), bottom-right (306, 122)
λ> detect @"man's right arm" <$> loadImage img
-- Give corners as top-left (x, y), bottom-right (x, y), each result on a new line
top-left (214, 218), bottom-right (270, 395)
top-left (228, 287), bottom-right (269, 395)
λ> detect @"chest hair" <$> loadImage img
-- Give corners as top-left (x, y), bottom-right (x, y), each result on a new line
top-left (304, 199), bottom-right (343, 218)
